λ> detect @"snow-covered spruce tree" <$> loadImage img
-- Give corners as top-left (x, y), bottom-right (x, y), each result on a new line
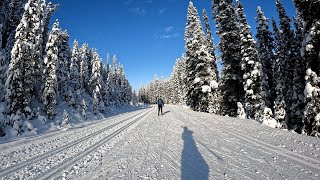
top-left (169, 58), bottom-right (182, 104)
top-left (237, 1), bottom-right (266, 120)
top-left (202, 8), bottom-right (220, 114)
top-left (203, 9), bottom-right (219, 81)
top-left (100, 60), bottom-right (108, 106)
top-left (40, 1), bottom-right (58, 58)
top-left (2, 0), bottom-right (28, 48)
top-left (184, 1), bottom-right (217, 113)
top-left (110, 55), bottom-right (120, 106)
top-left (6, 0), bottom-right (42, 125)
top-left (276, 0), bottom-right (302, 126)
top-left (255, 6), bottom-right (275, 110)
top-left (42, 20), bottom-right (59, 119)
top-left (90, 50), bottom-right (102, 114)
top-left (303, 69), bottom-right (320, 137)
top-left (56, 31), bottom-right (70, 98)
top-left (294, 0), bottom-right (320, 136)
top-left (103, 54), bottom-right (111, 106)
top-left (69, 40), bottom-right (81, 105)
top-left (272, 18), bottom-right (286, 127)
top-left (79, 43), bottom-right (90, 93)
top-left (213, 0), bottom-right (244, 116)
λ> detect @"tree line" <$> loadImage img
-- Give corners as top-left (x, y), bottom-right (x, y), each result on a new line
top-left (139, 0), bottom-right (320, 137)
top-left (0, 0), bottom-right (134, 136)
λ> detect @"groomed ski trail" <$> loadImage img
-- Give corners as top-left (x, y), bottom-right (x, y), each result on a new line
top-left (0, 105), bottom-right (320, 180)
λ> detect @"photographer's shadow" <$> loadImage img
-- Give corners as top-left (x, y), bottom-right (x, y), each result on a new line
top-left (181, 126), bottom-right (209, 180)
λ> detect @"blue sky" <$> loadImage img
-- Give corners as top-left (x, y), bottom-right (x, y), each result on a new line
top-left (50, 0), bottom-right (297, 90)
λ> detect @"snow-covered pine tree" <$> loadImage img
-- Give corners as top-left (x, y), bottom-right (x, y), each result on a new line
top-left (79, 43), bottom-right (90, 93)
top-left (294, 0), bottom-right (320, 136)
top-left (184, 1), bottom-right (216, 113)
top-left (69, 40), bottom-right (81, 104)
top-left (255, 6), bottom-right (275, 110)
top-left (56, 30), bottom-right (74, 106)
top-left (103, 54), bottom-right (112, 106)
top-left (100, 60), bottom-right (108, 105)
top-left (236, 1), bottom-right (266, 120)
top-left (272, 18), bottom-right (286, 127)
top-left (213, 0), bottom-right (244, 116)
top-left (203, 9), bottom-right (219, 81)
top-left (40, 1), bottom-right (58, 58)
top-left (5, 0), bottom-right (42, 132)
top-left (169, 58), bottom-right (181, 104)
top-left (42, 19), bottom-right (59, 119)
top-left (304, 69), bottom-right (320, 137)
top-left (110, 55), bottom-right (120, 106)
top-left (276, 0), bottom-right (301, 126)
top-left (91, 50), bottom-right (102, 114)
top-left (294, 15), bottom-right (304, 49)
top-left (290, 22), bottom-right (306, 132)
top-left (202, 8), bottom-right (220, 114)
top-left (2, 0), bottom-right (28, 48)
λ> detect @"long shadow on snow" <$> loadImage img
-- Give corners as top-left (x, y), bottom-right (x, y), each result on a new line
top-left (181, 126), bottom-right (209, 180)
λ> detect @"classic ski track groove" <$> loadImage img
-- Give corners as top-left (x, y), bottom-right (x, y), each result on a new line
top-left (0, 109), bottom-right (148, 169)
top-left (77, 109), bottom-right (158, 179)
top-left (0, 108), bottom-right (153, 178)
top-left (38, 107), bottom-right (154, 180)
top-left (0, 109), bottom-right (143, 152)
top-left (173, 106), bottom-right (320, 173)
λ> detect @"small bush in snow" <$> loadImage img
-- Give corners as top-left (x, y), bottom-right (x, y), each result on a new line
top-left (60, 110), bottom-right (70, 127)
top-left (237, 102), bottom-right (246, 119)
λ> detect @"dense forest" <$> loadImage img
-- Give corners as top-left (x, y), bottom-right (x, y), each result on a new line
top-left (139, 0), bottom-right (320, 137)
top-left (0, 0), bottom-right (136, 136)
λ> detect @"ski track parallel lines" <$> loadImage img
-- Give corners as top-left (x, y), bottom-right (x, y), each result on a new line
top-left (173, 106), bottom-right (320, 173)
top-left (37, 107), bottom-right (154, 180)
top-left (0, 108), bottom-right (153, 178)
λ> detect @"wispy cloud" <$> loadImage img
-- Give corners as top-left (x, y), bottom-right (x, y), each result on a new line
top-left (157, 26), bottom-right (181, 39)
top-left (164, 26), bottom-right (174, 33)
top-left (124, 0), bottom-right (134, 5)
top-left (159, 8), bottom-right (167, 15)
top-left (160, 33), bottom-right (180, 39)
top-left (129, 7), bottom-right (147, 16)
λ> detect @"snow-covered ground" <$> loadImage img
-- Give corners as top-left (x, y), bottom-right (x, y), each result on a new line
top-left (1, 105), bottom-right (320, 179)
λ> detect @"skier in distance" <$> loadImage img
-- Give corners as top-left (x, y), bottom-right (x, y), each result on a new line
top-left (157, 96), bottom-right (164, 116)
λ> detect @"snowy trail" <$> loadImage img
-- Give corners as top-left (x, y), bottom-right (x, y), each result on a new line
top-left (1, 105), bottom-right (320, 179)
top-left (0, 107), bottom-right (154, 179)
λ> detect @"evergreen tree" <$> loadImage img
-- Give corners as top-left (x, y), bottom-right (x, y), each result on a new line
top-left (294, 0), bottom-right (320, 136)
top-left (42, 20), bottom-right (59, 119)
top-left (203, 9), bottom-right (219, 81)
top-left (91, 51), bottom-right (102, 114)
top-left (184, 2), bottom-right (217, 112)
top-left (255, 6), bottom-right (275, 110)
top-left (213, 0), bottom-right (244, 116)
top-left (79, 43), bottom-right (90, 93)
top-left (5, 0), bottom-right (41, 132)
top-left (276, 0), bottom-right (300, 126)
top-left (69, 40), bottom-right (81, 103)
top-left (237, 1), bottom-right (265, 120)
top-left (272, 18), bottom-right (286, 127)
top-left (56, 30), bottom-right (74, 106)
top-left (304, 69), bottom-right (320, 137)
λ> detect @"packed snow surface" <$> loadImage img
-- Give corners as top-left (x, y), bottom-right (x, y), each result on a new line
top-left (1, 105), bottom-right (320, 179)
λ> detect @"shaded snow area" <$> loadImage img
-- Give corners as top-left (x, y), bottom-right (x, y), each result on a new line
top-left (1, 105), bottom-right (320, 179)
